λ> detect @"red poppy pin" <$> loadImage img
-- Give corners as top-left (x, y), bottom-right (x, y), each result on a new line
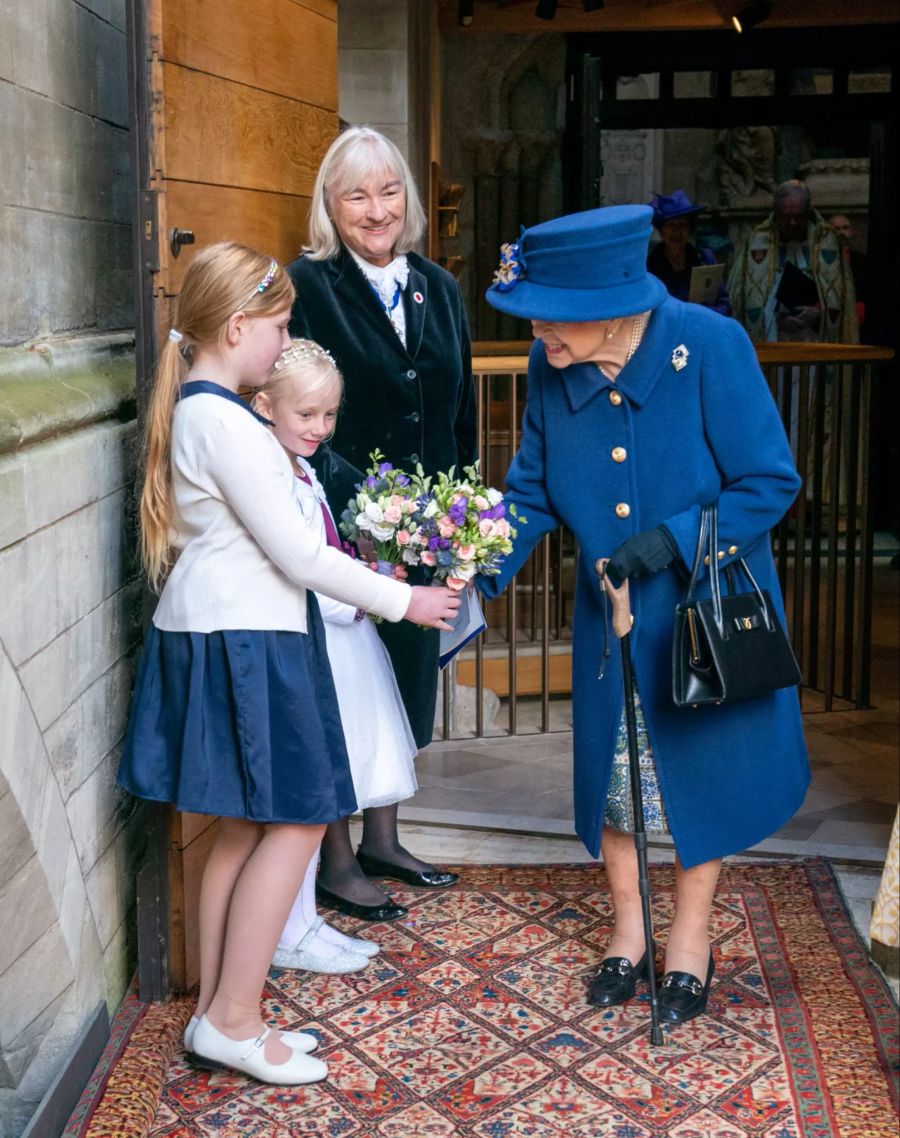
top-left (413, 291), bottom-right (424, 304)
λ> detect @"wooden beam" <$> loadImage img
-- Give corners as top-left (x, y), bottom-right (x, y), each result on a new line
top-left (160, 62), bottom-right (336, 196)
top-left (160, 181), bottom-right (312, 292)
top-left (162, 0), bottom-right (338, 111)
top-left (438, 0), bottom-right (900, 33)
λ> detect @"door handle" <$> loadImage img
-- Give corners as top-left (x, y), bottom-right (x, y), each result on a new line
top-left (170, 228), bottom-right (195, 257)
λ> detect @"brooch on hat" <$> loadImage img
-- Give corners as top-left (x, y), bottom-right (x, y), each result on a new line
top-left (492, 240), bottom-right (526, 292)
top-left (671, 344), bottom-right (689, 372)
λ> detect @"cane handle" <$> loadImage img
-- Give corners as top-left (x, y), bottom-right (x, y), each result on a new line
top-left (595, 558), bottom-right (634, 640)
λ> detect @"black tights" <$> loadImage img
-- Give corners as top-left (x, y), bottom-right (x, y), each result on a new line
top-left (317, 804), bottom-right (439, 904)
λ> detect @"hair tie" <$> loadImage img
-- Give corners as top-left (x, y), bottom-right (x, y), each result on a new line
top-left (168, 328), bottom-right (184, 343)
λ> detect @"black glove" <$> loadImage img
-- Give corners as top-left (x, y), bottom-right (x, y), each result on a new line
top-left (605, 526), bottom-right (678, 585)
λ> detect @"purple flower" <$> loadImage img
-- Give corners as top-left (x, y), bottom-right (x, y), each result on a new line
top-left (396, 474), bottom-right (410, 487)
top-left (428, 536), bottom-right (441, 552)
top-left (437, 538), bottom-right (451, 551)
top-left (366, 475), bottom-right (377, 489)
top-left (480, 503), bottom-right (506, 520)
top-left (378, 461), bottom-right (392, 475)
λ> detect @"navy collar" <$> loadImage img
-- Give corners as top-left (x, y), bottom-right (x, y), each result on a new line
top-left (558, 296), bottom-right (686, 412)
top-left (179, 380), bottom-right (273, 426)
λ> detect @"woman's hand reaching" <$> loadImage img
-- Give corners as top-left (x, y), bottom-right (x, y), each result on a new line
top-left (405, 585), bottom-right (461, 631)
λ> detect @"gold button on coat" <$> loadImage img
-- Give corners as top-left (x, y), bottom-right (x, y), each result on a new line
top-left (611, 446), bottom-right (627, 463)
top-left (718, 550), bottom-right (725, 560)
top-left (728, 545), bottom-right (738, 555)
top-left (609, 390), bottom-right (623, 406)
top-left (615, 503), bottom-right (631, 518)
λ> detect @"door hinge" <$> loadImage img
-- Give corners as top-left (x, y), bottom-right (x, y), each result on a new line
top-left (139, 190), bottom-right (160, 273)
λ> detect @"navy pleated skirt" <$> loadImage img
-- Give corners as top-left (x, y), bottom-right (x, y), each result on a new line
top-left (117, 595), bottom-right (358, 824)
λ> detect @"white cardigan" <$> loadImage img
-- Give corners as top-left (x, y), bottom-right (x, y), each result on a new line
top-left (153, 393), bottom-right (411, 633)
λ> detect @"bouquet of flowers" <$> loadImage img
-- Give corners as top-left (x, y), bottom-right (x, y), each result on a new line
top-left (414, 462), bottom-right (522, 592)
top-left (339, 450), bottom-right (425, 576)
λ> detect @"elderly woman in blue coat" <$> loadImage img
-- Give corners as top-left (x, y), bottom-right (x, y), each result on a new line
top-left (480, 206), bottom-right (809, 1024)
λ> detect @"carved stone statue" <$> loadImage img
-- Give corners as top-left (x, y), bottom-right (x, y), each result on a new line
top-left (716, 126), bottom-right (777, 203)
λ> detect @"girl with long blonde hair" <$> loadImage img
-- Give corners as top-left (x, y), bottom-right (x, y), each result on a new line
top-left (119, 243), bottom-right (459, 1086)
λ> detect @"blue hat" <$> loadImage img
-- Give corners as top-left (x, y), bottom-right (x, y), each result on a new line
top-left (650, 190), bottom-right (705, 225)
top-left (485, 205), bottom-right (666, 322)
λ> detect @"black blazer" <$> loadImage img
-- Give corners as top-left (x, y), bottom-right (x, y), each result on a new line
top-left (287, 248), bottom-right (476, 482)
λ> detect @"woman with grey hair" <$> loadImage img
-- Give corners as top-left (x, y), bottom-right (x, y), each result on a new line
top-left (287, 126), bottom-right (476, 923)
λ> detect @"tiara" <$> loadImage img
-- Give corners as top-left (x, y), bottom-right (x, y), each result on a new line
top-left (241, 259), bottom-right (279, 306)
top-left (273, 341), bottom-right (337, 370)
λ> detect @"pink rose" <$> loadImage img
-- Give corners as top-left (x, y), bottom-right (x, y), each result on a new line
top-left (458, 544), bottom-right (477, 562)
top-left (473, 495), bottom-right (489, 510)
top-left (384, 505), bottom-right (402, 524)
top-left (396, 530), bottom-right (410, 546)
top-left (447, 576), bottom-right (467, 592)
top-left (479, 518), bottom-right (496, 538)
top-left (495, 519), bottom-right (511, 538)
top-left (438, 519), bottom-right (457, 538)
top-left (390, 495), bottom-right (404, 506)
top-left (421, 550), bottom-right (437, 566)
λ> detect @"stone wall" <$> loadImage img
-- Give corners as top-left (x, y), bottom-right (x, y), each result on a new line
top-left (0, 0), bottom-right (132, 346)
top-left (0, 344), bottom-right (140, 1138)
top-left (0, 2), bottom-right (138, 1134)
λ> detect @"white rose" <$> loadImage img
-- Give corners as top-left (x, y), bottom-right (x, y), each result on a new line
top-left (486, 488), bottom-right (502, 506)
top-left (369, 523), bottom-right (395, 541)
top-left (423, 500), bottom-right (440, 519)
top-left (364, 502), bottom-right (384, 523)
top-left (355, 512), bottom-right (373, 531)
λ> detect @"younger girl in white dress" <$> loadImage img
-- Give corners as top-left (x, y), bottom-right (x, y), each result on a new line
top-left (254, 341), bottom-right (419, 971)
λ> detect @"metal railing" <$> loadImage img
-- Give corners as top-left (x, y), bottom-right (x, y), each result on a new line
top-left (438, 342), bottom-right (893, 739)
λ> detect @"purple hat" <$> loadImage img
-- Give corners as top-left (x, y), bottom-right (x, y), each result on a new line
top-left (650, 190), bottom-right (705, 225)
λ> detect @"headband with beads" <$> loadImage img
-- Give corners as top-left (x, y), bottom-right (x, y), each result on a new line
top-left (240, 259), bottom-right (279, 307)
top-left (273, 342), bottom-right (337, 371)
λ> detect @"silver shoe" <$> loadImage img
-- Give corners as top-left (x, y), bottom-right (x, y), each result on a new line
top-left (320, 919), bottom-right (380, 958)
top-left (272, 916), bottom-right (370, 974)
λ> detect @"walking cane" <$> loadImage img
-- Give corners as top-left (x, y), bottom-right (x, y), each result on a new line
top-left (597, 559), bottom-right (664, 1046)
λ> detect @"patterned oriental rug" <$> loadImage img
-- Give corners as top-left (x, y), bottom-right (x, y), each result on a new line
top-left (65, 859), bottom-right (898, 1138)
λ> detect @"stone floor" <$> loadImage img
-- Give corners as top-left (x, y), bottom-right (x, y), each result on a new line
top-left (372, 560), bottom-right (899, 994)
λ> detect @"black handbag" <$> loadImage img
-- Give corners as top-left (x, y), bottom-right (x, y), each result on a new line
top-left (673, 504), bottom-right (801, 707)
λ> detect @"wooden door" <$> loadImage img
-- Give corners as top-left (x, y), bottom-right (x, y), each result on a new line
top-left (127, 0), bottom-right (339, 995)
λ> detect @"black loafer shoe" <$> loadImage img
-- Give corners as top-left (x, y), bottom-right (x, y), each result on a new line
top-left (315, 882), bottom-right (408, 922)
top-left (356, 852), bottom-right (459, 889)
top-left (659, 952), bottom-right (715, 1024)
top-left (587, 953), bottom-right (649, 1008)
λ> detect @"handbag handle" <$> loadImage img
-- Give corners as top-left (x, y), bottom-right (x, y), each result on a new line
top-left (685, 503), bottom-right (775, 636)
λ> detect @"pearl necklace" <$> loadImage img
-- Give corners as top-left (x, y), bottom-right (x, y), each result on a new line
top-left (597, 311), bottom-right (650, 380)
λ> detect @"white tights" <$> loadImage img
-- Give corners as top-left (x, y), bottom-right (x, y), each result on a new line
top-left (279, 845), bottom-right (371, 956)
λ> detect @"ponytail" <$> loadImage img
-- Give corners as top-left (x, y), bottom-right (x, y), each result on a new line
top-left (140, 338), bottom-right (188, 590)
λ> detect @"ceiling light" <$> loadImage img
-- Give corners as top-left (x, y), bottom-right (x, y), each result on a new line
top-left (732, 1), bottom-right (773, 33)
top-left (535, 0), bottom-right (559, 20)
top-left (458, 0), bottom-right (474, 26)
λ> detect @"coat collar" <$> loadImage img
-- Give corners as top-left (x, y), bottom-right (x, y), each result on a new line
top-left (330, 246), bottom-right (426, 362)
top-left (559, 296), bottom-right (687, 412)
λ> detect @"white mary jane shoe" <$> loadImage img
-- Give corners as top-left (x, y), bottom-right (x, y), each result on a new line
top-left (272, 916), bottom-right (370, 974)
top-left (184, 1014), bottom-right (316, 1055)
top-left (190, 1016), bottom-right (327, 1086)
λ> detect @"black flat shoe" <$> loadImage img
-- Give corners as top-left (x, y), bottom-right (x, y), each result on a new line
top-left (587, 953), bottom-right (649, 1008)
top-left (356, 852), bottom-right (459, 889)
top-left (315, 882), bottom-right (408, 922)
top-left (659, 952), bottom-right (715, 1024)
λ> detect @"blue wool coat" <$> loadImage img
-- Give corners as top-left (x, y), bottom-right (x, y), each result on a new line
top-left (479, 296), bottom-right (810, 868)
